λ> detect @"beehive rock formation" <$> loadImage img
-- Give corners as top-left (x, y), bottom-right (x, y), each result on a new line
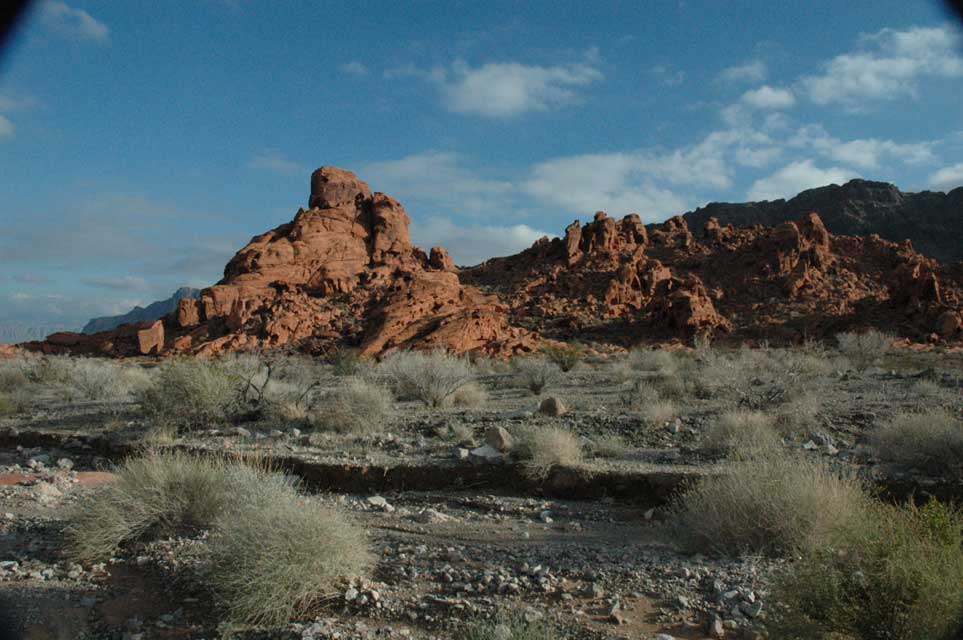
top-left (18, 166), bottom-right (963, 357)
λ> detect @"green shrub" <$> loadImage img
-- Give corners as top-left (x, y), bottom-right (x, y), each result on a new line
top-left (65, 450), bottom-right (240, 563)
top-left (774, 499), bottom-right (963, 640)
top-left (379, 350), bottom-right (475, 408)
top-left (0, 393), bottom-right (12, 416)
top-left (541, 342), bottom-right (583, 373)
top-left (871, 410), bottom-right (963, 476)
top-left (311, 377), bottom-right (393, 434)
top-left (208, 475), bottom-right (371, 626)
top-left (329, 346), bottom-right (362, 377)
top-left (513, 357), bottom-right (561, 395)
top-left (667, 451), bottom-right (871, 557)
top-left (137, 358), bottom-right (241, 431)
top-left (702, 410), bottom-right (781, 455)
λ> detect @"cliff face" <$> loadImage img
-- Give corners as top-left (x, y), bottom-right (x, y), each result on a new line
top-left (20, 168), bottom-right (963, 357)
top-left (683, 179), bottom-right (963, 263)
top-left (82, 287), bottom-right (200, 334)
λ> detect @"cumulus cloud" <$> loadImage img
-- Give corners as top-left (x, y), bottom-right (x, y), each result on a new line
top-left (652, 64), bottom-right (685, 87)
top-left (741, 85), bottom-right (796, 109)
top-left (339, 61), bottom-right (369, 76)
top-left (718, 60), bottom-right (767, 84)
top-left (928, 163), bottom-right (963, 191)
top-left (800, 25), bottom-right (963, 106)
top-left (247, 148), bottom-right (302, 175)
top-left (747, 160), bottom-right (857, 201)
top-left (788, 124), bottom-right (935, 169)
top-left (40, 1), bottom-right (109, 43)
top-left (363, 151), bottom-right (514, 215)
top-left (410, 216), bottom-right (551, 266)
top-left (0, 115), bottom-right (12, 138)
top-left (388, 56), bottom-right (604, 118)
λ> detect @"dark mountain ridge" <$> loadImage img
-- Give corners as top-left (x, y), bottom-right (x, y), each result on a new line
top-left (82, 287), bottom-right (200, 334)
top-left (682, 179), bottom-right (963, 263)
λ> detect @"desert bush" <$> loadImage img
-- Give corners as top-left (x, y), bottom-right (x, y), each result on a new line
top-left (702, 411), bottom-right (781, 455)
top-left (137, 358), bottom-right (241, 431)
top-left (311, 377), bottom-right (392, 434)
top-left (379, 350), bottom-right (475, 408)
top-left (774, 392), bottom-right (822, 436)
top-left (627, 348), bottom-right (680, 375)
top-left (589, 433), bottom-right (627, 459)
top-left (65, 450), bottom-right (240, 563)
top-left (641, 399), bottom-right (678, 425)
top-left (773, 499), bottom-right (963, 640)
top-left (667, 451), bottom-right (871, 557)
top-left (460, 614), bottom-right (558, 640)
top-left (836, 329), bottom-right (893, 371)
top-left (541, 342), bottom-right (583, 373)
top-left (0, 393), bottom-right (12, 416)
top-left (61, 358), bottom-right (125, 401)
top-left (513, 357), bottom-right (561, 395)
top-left (208, 473), bottom-right (371, 626)
top-left (871, 410), bottom-right (963, 476)
top-left (0, 358), bottom-right (30, 392)
top-left (450, 381), bottom-right (488, 408)
top-left (510, 424), bottom-right (583, 476)
top-left (329, 345), bottom-right (362, 377)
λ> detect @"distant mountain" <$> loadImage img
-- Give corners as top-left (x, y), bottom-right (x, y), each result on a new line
top-left (0, 322), bottom-right (76, 344)
top-left (683, 179), bottom-right (963, 263)
top-left (82, 287), bottom-right (200, 334)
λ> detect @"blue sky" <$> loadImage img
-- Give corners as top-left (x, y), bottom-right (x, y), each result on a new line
top-left (1, 1), bottom-right (962, 332)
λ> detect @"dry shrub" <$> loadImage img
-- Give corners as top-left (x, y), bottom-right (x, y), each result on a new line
top-left (641, 399), bottom-right (678, 425)
top-left (627, 348), bottom-right (680, 375)
top-left (836, 329), bottom-right (893, 371)
top-left (0, 393), bottom-right (13, 416)
top-left (871, 410), bottom-right (963, 476)
top-left (379, 350), bottom-right (475, 408)
top-left (450, 381), bottom-right (488, 408)
top-left (311, 377), bottom-right (392, 434)
top-left (461, 614), bottom-right (557, 640)
top-left (540, 342), bottom-right (583, 373)
top-left (0, 358), bottom-right (30, 392)
top-left (774, 499), bottom-right (963, 640)
top-left (512, 357), bottom-right (561, 395)
top-left (65, 450), bottom-right (240, 563)
top-left (137, 358), bottom-right (241, 431)
top-left (703, 410), bottom-right (781, 455)
top-left (774, 392), bottom-right (822, 436)
top-left (208, 473), bottom-right (371, 626)
top-left (328, 345), bottom-right (362, 377)
top-left (667, 451), bottom-right (871, 557)
top-left (589, 433), bottom-right (627, 459)
top-left (510, 425), bottom-right (583, 476)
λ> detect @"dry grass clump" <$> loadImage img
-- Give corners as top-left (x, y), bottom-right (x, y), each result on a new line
top-left (836, 329), bottom-right (893, 371)
top-left (379, 350), bottom-right (475, 408)
top-left (311, 377), bottom-right (392, 434)
top-left (512, 357), bottom-right (561, 395)
top-left (774, 392), bottom-right (822, 436)
top-left (588, 433), bottom-right (627, 459)
top-left (871, 410), bottom-right (963, 476)
top-left (208, 473), bottom-right (371, 626)
top-left (137, 358), bottom-right (241, 431)
top-left (65, 450), bottom-right (238, 563)
top-left (0, 393), bottom-right (13, 416)
top-left (540, 342), bottom-right (583, 373)
top-left (667, 451), bottom-right (871, 557)
top-left (450, 381), bottom-right (488, 408)
top-left (641, 399), bottom-right (678, 425)
top-left (702, 410), bottom-right (781, 455)
top-left (627, 348), bottom-right (681, 375)
top-left (774, 499), bottom-right (963, 640)
top-left (510, 424), bottom-right (583, 476)
top-left (328, 345), bottom-right (362, 377)
top-left (461, 614), bottom-right (557, 640)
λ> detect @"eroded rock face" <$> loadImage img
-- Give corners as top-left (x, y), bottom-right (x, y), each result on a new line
top-left (25, 167), bottom-right (963, 357)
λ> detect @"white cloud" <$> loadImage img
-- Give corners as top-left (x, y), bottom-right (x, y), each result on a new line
top-left (788, 124), bottom-right (935, 169)
top-left (652, 64), bottom-right (685, 87)
top-left (747, 159), bottom-right (857, 201)
top-left (741, 85), bottom-right (796, 109)
top-left (339, 61), bottom-right (369, 76)
top-left (0, 115), bottom-right (12, 138)
top-left (438, 59), bottom-right (603, 117)
top-left (247, 148), bottom-right (302, 175)
top-left (928, 163), bottom-right (963, 192)
top-left (363, 151), bottom-right (514, 215)
top-left (734, 146), bottom-right (782, 168)
top-left (40, 1), bottom-right (109, 43)
top-left (80, 276), bottom-right (149, 291)
top-left (411, 216), bottom-right (551, 265)
top-left (801, 25), bottom-right (963, 106)
top-left (718, 60), bottom-right (767, 84)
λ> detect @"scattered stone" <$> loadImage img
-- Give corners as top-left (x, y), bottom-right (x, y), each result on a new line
top-left (469, 445), bottom-right (503, 464)
top-left (366, 496), bottom-right (394, 513)
top-left (484, 426), bottom-right (514, 452)
top-left (538, 397), bottom-right (567, 417)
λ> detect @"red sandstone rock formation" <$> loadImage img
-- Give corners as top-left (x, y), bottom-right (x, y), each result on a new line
top-left (22, 166), bottom-right (963, 357)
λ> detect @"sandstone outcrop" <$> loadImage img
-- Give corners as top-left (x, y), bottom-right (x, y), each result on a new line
top-left (23, 167), bottom-right (963, 357)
